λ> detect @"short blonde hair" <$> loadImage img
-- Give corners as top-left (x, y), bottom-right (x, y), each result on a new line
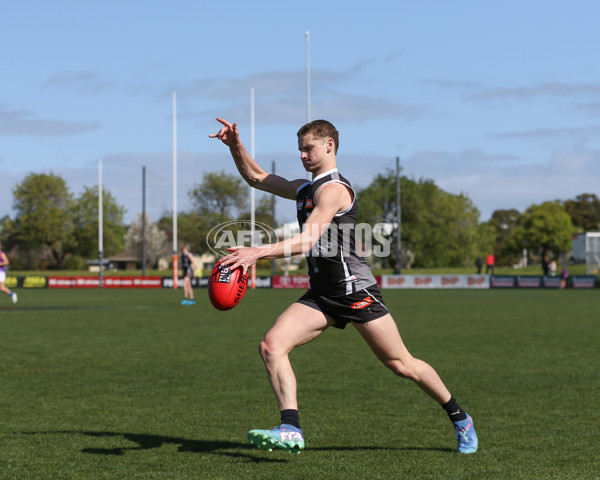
top-left (297, 120), bottom-right (339, 154)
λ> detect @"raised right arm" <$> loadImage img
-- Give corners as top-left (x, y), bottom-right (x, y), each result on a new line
top-left (209, 118), bottom-right (307, 200)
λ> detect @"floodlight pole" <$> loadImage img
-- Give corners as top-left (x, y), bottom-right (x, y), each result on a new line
top-left (98, 159), bottom-right (104, 288)
top-left (250, 87), bottom-right (256, 289)
top-left (395, 156), bottom-right (402, 274)
top-left (271, 160), bottom-right (277, 278)
top-left (142, 166), bottom-right (147, 276)
top-left (172, 91), bottom-right (178, 288)
top-left (305, 30), bottom-right (311, 181)
top-left (306, 30), bottom-right (311, 124)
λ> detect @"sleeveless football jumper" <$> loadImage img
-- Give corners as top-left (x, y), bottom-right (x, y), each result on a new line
top-left (296, 168), bottom-right (377, 296)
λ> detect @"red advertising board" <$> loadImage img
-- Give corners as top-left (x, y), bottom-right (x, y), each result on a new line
top-left (48, 276), bottom-right (99, 288)
top-left (272, 275), bottom-right (311, 289)
top-left (47, 276), bottom-right (163, 289)
top-left (102, 277), bottom-right (163, 288)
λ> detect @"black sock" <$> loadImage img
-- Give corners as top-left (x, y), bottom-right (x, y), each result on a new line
top-left (280, 409), bottom-right (300, 429)
top-left (441, 397), bottom-right (467, 422)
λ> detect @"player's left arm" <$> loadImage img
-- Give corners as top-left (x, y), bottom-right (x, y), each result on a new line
top-left (220, 182), bottom-right (352, 272)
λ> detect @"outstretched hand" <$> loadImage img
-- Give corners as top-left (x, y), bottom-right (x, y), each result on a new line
top-left (219, 246), bottom-right (260, 275)
top-left (208, 117), bottom-right (239, 147)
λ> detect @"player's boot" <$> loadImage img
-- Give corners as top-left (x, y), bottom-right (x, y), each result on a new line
top-left (12, 292), bottom-right (18, 304)
top-left (454, 414), bottom-right (478, 454)
top-left (188, 299), bottom-right (196, 305)
top-left (180, 299), bottom-right (189, 305)
top-left (248, 424), bottom-right (305, 454)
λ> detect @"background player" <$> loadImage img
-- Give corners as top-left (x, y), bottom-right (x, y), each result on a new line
top-left (0, 243), bottom-right (17, 303)
top-left (180, 245), bottom-right (196, 305)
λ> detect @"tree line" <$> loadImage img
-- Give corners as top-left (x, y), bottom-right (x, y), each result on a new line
top-left (1, 171), bottom-right (598, 270)
top-left (357, 170), bottom-right (600, 268)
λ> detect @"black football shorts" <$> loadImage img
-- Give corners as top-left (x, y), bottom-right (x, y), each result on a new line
top-left (297, 285), bottom-right (389, 329)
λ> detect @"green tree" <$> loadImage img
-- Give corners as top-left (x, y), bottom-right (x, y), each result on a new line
top-left (507, 202), bottom-right (574, 260)
top-left (357, 170), bottom-right (481, 268)
top-left (189, 171), bottom-right (248, 224)
top-left (239, 194), bottom-right (276, 227)
top-left (485, 209), bottom-right (521, 266)
top-left (71, 186), bottom-right (126, 259)
top-left (0, 215), bottom-right (24, 269)
top-left (157, 171), bottom-right (251, 257)
top-left (563, 193), bottom-right (600, 232)
top-left (475, 222), bottom-right (496, 263)
top-left (11, 172), bottom-right (75, 268)
top-left (356, 172), bottom-right (404, 268)
top-left (159, 211), bottom-right (216, 255)
top-left (124, 213), bottom-right (170, 269)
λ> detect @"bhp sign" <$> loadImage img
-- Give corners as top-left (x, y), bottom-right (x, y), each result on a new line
top-left (382, 275), bottom-right (490, 289)
top-left (272, 275), bottom-right (311, 289)
top-left (468, 276), bottom-right (487, 286)
top-left (387, 276), bottom-right (406, 286)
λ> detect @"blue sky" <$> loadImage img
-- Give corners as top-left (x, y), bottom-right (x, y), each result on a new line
top-left (2, 0), bottom-right (599, 226)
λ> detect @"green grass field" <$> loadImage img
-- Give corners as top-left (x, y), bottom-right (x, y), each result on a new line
top-left (0, 288), bottom-right (598, 479)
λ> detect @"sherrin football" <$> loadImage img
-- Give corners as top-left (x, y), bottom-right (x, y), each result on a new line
top-left (208, 261), bottom-right (248, 311)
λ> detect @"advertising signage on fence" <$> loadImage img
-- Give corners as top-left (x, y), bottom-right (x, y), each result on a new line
top-left (490, 276), bottom-right (516, 288)
top-left (491, 275), bottom-right (597, 289)
top-left (381, 275), bottom-right (489, 289)
top-left (251, 277), bottom-right (273, 288)
top-left (48, 277), bottom-right (99, 288)
top-left (103, 277), bottom-right (163, 288)
top-left (13, 273), bottom-right (599, 290)
top-left (5, 276), bottom-right (48, 288)
top-left (272, 275), bottom-right (311, 289)
top-left (542, 276), bottom-right (562, 288)
top-left (162, 276), bottom-right (272, 289)
top-left (517, 276), bottom-right (542, 288)
top-left (48, 276), bottom-right (163, 289)
top-left (22, 276), bottom-right (48, 288)
top-left (572, 275), bottom-right (597, 289)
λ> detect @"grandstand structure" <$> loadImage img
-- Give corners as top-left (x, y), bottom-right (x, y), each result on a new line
top-left (571, 232), bottom-right (600, 274)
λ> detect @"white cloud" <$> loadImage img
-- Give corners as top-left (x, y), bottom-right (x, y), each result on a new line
top-left (402, 146), bottom-right (600, 221)
top-left (466, 82), bottom-right (600, 102)
top-left (44, 71), bottom-right (114, 94)
top-left (0, 106), bottom-right (100, 136)
top-left (549, 147), bottom-right (600, 174)
top-left (494, 127), bottom-right (600, 140)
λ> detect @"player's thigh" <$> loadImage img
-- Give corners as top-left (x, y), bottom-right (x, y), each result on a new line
top-left (265, 302), bottom-right (333, 351)
top-left (352, 313), bottom-right (413, 363)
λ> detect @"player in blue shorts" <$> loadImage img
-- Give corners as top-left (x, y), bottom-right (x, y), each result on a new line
top-left (210, 118), bottom-right (477, 454)
top-left (0, 243), bottom-right (17, 303)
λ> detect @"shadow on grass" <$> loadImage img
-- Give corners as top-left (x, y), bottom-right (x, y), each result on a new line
top-left (18, 430), bottom-right (454, 457)
top-left (0, 305), bottom-right (148, 312)
top-left (312, 445), bottom-right (454, 453)
top-left (19, 431), bottom-right (285, 463)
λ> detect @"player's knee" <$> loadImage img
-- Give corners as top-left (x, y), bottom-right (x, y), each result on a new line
top-left (259, 334), bottom-right (289, 364)
top-left (258, 339), bottom-right (267, 359)
top-left (385, 359), bottom-right (416, 380)
top-left (258, 337), bottom-right (277, 364)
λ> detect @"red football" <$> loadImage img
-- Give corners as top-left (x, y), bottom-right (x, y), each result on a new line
top-left (208, 261), bottom-right (248, 311)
